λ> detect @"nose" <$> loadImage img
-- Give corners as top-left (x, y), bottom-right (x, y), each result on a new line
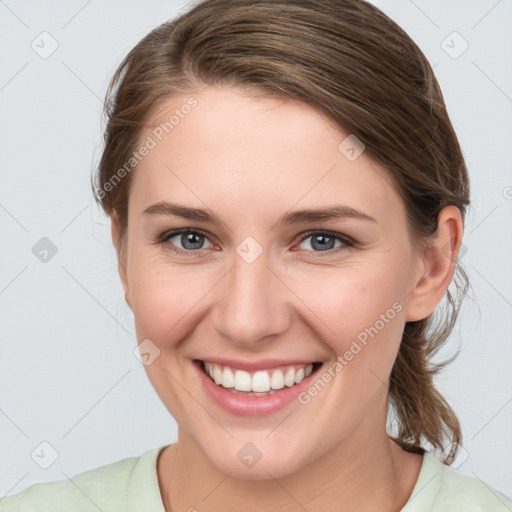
top-left (213, 248), bottom-right (291, 347)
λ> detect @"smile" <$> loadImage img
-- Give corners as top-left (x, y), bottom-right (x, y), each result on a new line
top-left (199, 360), bottom-right (321, 395)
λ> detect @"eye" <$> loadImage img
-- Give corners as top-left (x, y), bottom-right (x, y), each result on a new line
top-left (159, 228), bottom-right (214, 256)
top-left (158, 228), bottom-right (354, 257)
top-left (294, 231), bottom-right (354, 256)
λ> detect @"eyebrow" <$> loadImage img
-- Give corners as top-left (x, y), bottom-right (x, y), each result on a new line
top-left (142, 201), bottom-right (377, 227)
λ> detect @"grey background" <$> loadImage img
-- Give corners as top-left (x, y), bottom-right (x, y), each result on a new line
top-left (0, 0), bottom-right (511, 501)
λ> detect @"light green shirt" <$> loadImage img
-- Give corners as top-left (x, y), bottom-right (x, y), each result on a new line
top-left (1, 445), bottom-right (510, 511)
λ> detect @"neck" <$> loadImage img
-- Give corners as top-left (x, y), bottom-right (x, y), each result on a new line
top-left (158, 406), bottom-right (423, 512)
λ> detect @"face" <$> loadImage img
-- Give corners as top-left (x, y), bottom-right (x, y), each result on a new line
top-left (117, 85), bottom-right (426, 479)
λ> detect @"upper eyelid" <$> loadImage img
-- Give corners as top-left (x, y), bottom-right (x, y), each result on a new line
top-left (161, 228), bottom-right (214, 244)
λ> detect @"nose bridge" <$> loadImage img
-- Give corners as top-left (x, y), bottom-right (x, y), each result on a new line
top-left (214, 241), bottom-right (289, 345)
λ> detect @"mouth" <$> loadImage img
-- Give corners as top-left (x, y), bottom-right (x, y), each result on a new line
top-left (194, 359), bottom-right (323, 396)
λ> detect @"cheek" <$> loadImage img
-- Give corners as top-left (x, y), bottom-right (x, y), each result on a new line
top-left (128, 253), bottom-right (215, 345)
top-left (285, 264), bottom-right (407, 375)
top-left (292, 261), bottom-right (405, 326)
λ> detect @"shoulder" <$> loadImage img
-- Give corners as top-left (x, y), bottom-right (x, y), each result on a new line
top-left (403, 452), bottom-right (512, 511)
top-left (0, 446), bottom-right (166, 512)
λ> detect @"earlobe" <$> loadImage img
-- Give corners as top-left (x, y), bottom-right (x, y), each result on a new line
top-left (110, 212), bottom-right (132, 310)
top-left (404, 206), bottom-right (464, 322)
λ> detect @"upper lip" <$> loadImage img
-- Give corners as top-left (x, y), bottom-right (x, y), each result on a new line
top-left (195, 357), bottom-right (320, 372)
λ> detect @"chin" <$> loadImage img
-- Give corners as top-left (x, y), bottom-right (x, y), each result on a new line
top-left (198, 432), bottom-right (315, 481)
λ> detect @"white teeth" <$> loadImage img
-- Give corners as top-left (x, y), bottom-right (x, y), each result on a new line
top-left (202, 361), bottom-right (317, 392)
top-left (213, 365), bottom-right (223, 385)
top-left (284, 368), bottom-right (295, 387)
top-left (222, 367), bottom-right (235, 388)
top-left (270, 369), bottom-right (285, 390)
top-left (234, 370), bottom-right (252, 391)
top-left (252, 370), bottom-right (271, 392)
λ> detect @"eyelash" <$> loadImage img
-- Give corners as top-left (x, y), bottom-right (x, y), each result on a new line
top-left (157, 228), bottom-right (355, 258)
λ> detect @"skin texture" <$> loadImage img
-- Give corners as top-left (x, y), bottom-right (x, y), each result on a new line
top-left (111, 85), bottom-right (463, 511)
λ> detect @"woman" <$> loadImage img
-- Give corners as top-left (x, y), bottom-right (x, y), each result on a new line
top-left (1, 0), bottom-right (510, 510)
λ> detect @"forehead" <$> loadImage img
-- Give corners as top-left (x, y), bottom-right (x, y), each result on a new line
top-left (130, 85), bottom-right (403, 224)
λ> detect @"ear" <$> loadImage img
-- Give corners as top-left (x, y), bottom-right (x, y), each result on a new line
top-left (110, 212), bottom-right (132, 310)
top-left (405, 205), bottom-right (464, 322)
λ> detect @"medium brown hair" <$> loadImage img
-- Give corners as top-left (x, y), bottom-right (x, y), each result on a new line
top-left (93, 0), bottom-right (470, 464)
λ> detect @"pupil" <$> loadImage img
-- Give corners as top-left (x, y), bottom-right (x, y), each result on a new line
top-left (313, 234), bottom-right (334, 251)
top-left (183, 233), bottom-right (203, 250)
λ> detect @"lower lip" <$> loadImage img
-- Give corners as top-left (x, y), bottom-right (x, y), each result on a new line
top-left (193, 360), bottom-right (321, 416)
